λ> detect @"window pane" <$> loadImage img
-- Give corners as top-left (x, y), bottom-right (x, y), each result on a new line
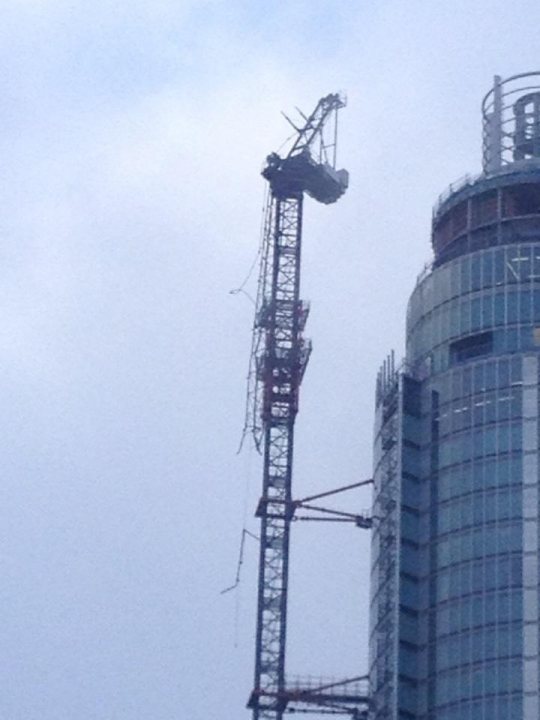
top-left (494, 293), bottom-right (505, 325)
top-left (507, 292), bottom-right (518, 322)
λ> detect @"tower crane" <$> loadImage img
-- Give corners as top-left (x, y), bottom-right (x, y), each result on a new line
top-left (242, 94), bottom-right (370, 720)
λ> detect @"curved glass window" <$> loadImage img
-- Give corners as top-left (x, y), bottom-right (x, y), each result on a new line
top-left (407, 243), bottom-right (540, 370)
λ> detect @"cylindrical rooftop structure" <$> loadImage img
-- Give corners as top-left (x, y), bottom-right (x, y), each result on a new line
top-left (483, 72), bottom-right (540, 174)
top-left (431, 73), bottom-right (540, 268)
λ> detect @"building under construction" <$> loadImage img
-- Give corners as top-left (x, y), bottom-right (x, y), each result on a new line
top-left (371, 72), bottom-right (540, 720)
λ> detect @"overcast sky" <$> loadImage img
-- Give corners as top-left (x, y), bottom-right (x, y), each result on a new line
top-left (2, 2), bottom-right (540, 719)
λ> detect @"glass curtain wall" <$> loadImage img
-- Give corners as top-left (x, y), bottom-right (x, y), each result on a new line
top-left (371, 241), bottom-right (540, 720)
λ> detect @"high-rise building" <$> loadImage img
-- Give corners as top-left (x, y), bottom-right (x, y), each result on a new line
top-left (369, 72), bottom-right (540, 720)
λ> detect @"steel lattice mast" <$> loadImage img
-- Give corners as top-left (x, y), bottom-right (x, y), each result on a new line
top-left (245, 94), bottom-right (350, 720)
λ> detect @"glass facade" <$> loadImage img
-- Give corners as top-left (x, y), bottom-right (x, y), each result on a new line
top-left (407, 244), bottom-right (540, 375)
top-left (370, 172), bottom-right (540, 719)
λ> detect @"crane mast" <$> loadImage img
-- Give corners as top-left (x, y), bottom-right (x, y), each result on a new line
top-left (245, 94), bottom-right (350, 720)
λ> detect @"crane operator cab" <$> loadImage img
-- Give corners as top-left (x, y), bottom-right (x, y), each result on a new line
top-left (262, 150), bottom-right (349, 204)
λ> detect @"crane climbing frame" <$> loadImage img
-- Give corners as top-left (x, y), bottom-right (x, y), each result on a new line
top-left (242, 93), bottom-right (371, 720)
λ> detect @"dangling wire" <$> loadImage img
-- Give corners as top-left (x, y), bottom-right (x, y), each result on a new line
top-left (229, 184), bottom-right (270, 299)
top-left (220, 527), bottom-right (259, 596)
top-left (222, 445), bottom-right (260, 647)
top-left (221, 525), bottom-right (260, 648)
top-left (236, 187), bottom-right (274, 455)
top-left (228, 247), bottom-right (259, 306)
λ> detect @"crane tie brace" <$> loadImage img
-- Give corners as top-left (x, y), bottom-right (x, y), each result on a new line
top-left (243, 94), bottom-right (369, 720)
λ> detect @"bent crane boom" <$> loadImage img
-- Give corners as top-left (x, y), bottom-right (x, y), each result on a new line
top-left (245, 94), bottom-right (351, 720)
